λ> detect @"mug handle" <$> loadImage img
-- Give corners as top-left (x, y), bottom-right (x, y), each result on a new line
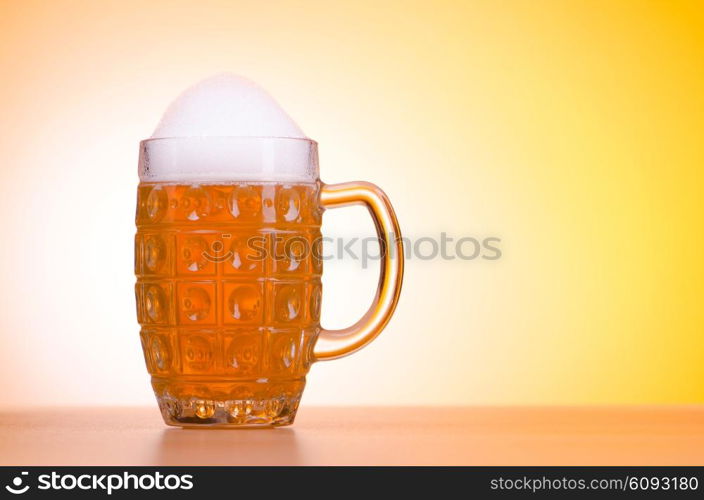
top-left (314, 181), bottom-right (404, 361)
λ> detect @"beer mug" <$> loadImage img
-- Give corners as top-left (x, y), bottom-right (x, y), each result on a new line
top-left (135, 130), bottom-right (404, 425)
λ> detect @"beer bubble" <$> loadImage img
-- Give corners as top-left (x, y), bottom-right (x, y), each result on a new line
top-left (141, 74), bottom-right (315, 183)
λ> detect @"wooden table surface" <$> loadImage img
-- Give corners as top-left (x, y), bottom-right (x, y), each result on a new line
top-left (0, 406), bottom-right (702, 466)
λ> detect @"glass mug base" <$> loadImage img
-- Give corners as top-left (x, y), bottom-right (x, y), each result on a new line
top-left (152, 377), bottom-right (305, 427)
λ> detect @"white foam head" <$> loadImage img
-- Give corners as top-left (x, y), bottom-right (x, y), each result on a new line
top-left (152, 74), bottom-right (306, 139)
top-left (139, 74), bottom-right (318, 182)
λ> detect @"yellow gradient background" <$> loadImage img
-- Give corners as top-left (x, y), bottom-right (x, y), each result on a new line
top-left (0, 0), bottom-right (702, 406)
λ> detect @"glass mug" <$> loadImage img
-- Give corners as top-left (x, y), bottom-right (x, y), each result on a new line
top-left (135, 137), bottom-right (404, 426)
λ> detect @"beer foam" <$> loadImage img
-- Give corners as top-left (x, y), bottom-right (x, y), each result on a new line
top-left (152, 74), bottom-right (305, 138)
top-left (140, 74), bottom-right (317, 182)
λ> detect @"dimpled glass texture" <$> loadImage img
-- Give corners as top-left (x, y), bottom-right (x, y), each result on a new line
top-left (135, 182), bottom-right (323, 426)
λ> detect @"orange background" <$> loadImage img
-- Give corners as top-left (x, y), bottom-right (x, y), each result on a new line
top-left (0, 0), bottom-right (703, 407)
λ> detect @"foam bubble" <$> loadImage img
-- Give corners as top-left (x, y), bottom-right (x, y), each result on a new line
top-left (152, 74), bottom-right (306, 139)
top-left (140, 74), bottom-right (317, 182)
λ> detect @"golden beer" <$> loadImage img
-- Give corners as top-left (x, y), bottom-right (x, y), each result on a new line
top-left (136, 75), bottom-right (403, 427)
top-left (136, 182), bottom-right (323, 425)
